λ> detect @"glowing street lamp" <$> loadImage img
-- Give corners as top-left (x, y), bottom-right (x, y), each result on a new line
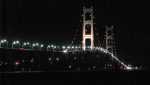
top-left (12, 40), bottom-right (20, 48)
top-left (35, 43), bottom-right (39, 46)
top-left (51, 45), bottom-right (54, 48)
top-left (71, 46), bottom-right (74, 49)
top-left (32, 43), bottom-right (39, 48)
top-left (67, 46), bottom-right (70, 49)
top-left (32, 43), bottom-right (36, 47)
top-left (23, 43), bottom-right (27, 46)
top-left (47, 45), bottom-right (50, 48)
top-left (13, 40), bottom-right (20, 44)
top-left (32, 42), bottom-right (43, 50)
top-left (40, 44), bottom-right (44, 50)
top-left (0, 39), bottom-right (8, 48)
top-left (47, 45), bottom-right (51, 51)
top-left (62, 46), bottom-right (66, 49)
top-left (26, 42), bottom-right (29, 45)
top-left (40, 44), bottom-right (44, 48)
top-left (53, 46), bottom-right (56, 49)
top-left (22, 42), bottom-right (30, 48)
top-left (16, 40), bottom-right (19, 44)
top-left (3, 39), bottom-right (7, 42)
top-left (0, 39), bottom-right (7, 43)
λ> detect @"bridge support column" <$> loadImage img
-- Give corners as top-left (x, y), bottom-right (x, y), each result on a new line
top-left (82, 6), bottom-right (94, 50)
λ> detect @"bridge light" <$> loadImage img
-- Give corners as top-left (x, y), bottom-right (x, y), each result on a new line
top-left (67, 46), bottom-right (70, 49)
top-left (126, 66), bottom-right (132, 70)
top-left (63, 49), bottom-right (68, 53)
top-left (111, 53), bottom-right (114, 57)
top-left (75, 46), bottom-right (78, 49)
top-left (0, 40), bottom-right (3, 43)
top-left (51, 45), bottom-right (54, 47)
top-left (54, 46), bottom-right (56, 49)
top-left (14, 40), bottom-right (20, 44)
top-left (0, 39), bottom-right (7, 43)
top-left (12, 40), bottom-right (20, 48)
top-left (68, 65), bottom-right (72, 69)
top-left (13, 41), bottom-right (16, 45)
top-left (40, 44), bottom-right (44, 48)
top-left (47, 45), bottom-right (50, 48)
top-left (26, 42), bottom-right (30, 45)
top-left (23, 43), bottom-right (27, 46)
top-left (62, 46), bottom-right (66, 49)
top-left (71, 46), bottom-right (74, 49)
top-left (35, 43), bottom-right (39, 46)
top-left (0, 39), bottom-right (8, 48)
top-left (15, 60), bottom-right (20, 66)
top-left (13, 40), bottom-right (20, 45)
top-left (56, 57), bottom-right (60, 61)
top-left (48, 57), bottom-right (52, 61)
top-left (3, 39), bottom-right (7, 42)
top-left (32, 43), bottom-right (36, 47)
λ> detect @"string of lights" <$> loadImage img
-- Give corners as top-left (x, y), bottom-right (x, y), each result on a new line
top-left (0, 38), bottom-right (140, 72)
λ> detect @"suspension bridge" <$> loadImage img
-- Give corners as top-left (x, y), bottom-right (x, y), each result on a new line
top-left (0, 1), bottom-right (140, 73)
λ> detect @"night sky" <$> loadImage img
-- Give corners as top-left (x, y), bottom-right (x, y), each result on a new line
top-left (1, 0), bottom-right (150, 67)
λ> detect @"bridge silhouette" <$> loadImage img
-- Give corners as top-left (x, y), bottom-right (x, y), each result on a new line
top-left (0, 1), bottom-right (140, 73)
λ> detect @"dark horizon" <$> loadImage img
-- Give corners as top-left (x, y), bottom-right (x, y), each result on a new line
top-left (0, 0), bottom-right (150, 67)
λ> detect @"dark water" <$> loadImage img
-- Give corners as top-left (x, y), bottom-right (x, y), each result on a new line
top-left (0, 71), bottom-right (147, 85)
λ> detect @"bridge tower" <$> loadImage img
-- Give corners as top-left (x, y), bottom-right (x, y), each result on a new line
top-left (105, 25), bottom-right (116, 55)
top-left (82, 6), bottom-right (94, 50)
